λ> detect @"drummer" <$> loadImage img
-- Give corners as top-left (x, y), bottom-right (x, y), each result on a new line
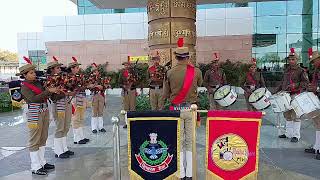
top-left (243, 58), bottom-right (266, 111)
top-left (305, 51), bottom-right (320, 160)
top-left (203, 52), bottom-right (227, 110)
top-left (277, 48), bottom-right (309, 143)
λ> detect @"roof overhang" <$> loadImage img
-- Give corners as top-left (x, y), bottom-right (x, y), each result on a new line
top-left (72, 0), bottom-right (280, 9)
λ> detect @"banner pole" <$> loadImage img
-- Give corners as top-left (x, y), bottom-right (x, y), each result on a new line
top-left (112, 114), bottom-right (122, 180)
top-left (191, 104), bottom-right (198, 179)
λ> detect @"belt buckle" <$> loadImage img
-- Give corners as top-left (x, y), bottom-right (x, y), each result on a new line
top-left (155, 85), bottom-right (159, 90)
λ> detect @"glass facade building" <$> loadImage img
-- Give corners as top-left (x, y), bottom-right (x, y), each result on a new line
top-left (76, 0), bottom-right (320, 67)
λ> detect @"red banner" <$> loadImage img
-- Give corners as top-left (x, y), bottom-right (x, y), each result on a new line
top-left (206, 110), bottom-right (262, 180)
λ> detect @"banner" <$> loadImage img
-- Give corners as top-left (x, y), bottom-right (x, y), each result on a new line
top-left (128, 111), bottom-right (180, 180)
top-left (8, 80), bottom-right (24, 108)
top-left (129, 56), bottom-right (149, 62)
top-left (206, 110), bottom-right (262, 180)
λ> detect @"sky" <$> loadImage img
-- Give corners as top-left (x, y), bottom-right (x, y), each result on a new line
top-left (0, 0), bottom-right (77, 52)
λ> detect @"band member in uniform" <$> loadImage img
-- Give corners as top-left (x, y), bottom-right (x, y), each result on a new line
top-left (19, 56), bottom-right (57, 175)
top-left (163, 38), bottom-right (203, 179)
top-left (47, 57), bottom-right (74, 159)
top-left (68, 57), bottom-right (90, 144)
top-left (243, 58), bottom-right (266, 111)
top-left (305, 51), bottom-right (320, 160)
top-left (148, 52), bottom-right (165, 110)
top-left (90, 63), bottom-right (107, 133)
top-left (119, 60), bottom-right (137, 129)
top-left (203, 52), bottom-right (227, 110)
top-left (277, 48), bottom-right (309, 142)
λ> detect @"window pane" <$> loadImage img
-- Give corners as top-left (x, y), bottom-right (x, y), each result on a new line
top-left (287, 0), bottom-right (303, 15)
top-left (78, 0), bottom-right (85, 6)
top-left (257, 1), bottom-right (286, 16)
top-left (287, 15), bottom-right (302, 33)
top-left (78, 7), bottom-right (85, 15)
top-left (256, 16), bottom-right (286, 34)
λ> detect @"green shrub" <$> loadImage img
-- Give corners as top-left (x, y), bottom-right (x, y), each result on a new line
top-left (135, 92), bottom-right (209, 112)
top-left (0, 92), bottom-right (12, 112)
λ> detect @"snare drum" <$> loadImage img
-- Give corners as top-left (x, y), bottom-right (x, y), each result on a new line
top-left (214, 85), bottom-right (238, 107)
top-left (248, 88), bottom-right (272, 110)
top-left (291, 92), bottom-right (320, 118)
top-left (269, 92), bottom-right (292, 113)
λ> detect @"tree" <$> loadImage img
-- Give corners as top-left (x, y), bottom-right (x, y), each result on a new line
top-left (257, 53), bottom-right (282, 68)
top-left (0, 49), bottom-right (18, 62)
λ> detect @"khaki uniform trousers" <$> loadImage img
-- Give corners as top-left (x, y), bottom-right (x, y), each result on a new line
top-left (180, 111), bottom-right (194, 151)
top-left (208, 94), bottom-right (224, 110)
top-left (29, 110), bottom-right (50, 152)
top-left (92, 93), bottom-right (105, 117)
top-left (150, 88), bottom-right (164, 110)
top-left (73, 105), bottom-right (86, 129)
top-left (123, 89), bottom-right (136, 111)
top-left (53, 102), bottom-right (72, 138)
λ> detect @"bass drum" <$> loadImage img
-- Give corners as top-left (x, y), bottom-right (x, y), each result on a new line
top-left (248, 88), bottom-right (272, 110)
top-left (291, 92), bottom-right (320, 119)
top-left (269, 92), bottom-right (292, 113)
top-left (214, 85), bottom-right (238, 107)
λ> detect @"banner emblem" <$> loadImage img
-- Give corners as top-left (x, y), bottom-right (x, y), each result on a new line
top-left (211, 133), bottom-right (249, 171)
top-left (135, 133), bottom-right (173, 173)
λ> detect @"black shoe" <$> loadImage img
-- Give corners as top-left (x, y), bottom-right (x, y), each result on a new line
top-left (83, 138), bottom-right (90, 142)
top-left (123, 125), bottom-right (127, 129)
top-left (186, 177), bottom-right (192, 180)
top-left (77, 139), bottom-right (87, 144)
top-left (99, 128), bottom-right (106, 132)
top-left (92, 129), bottom-right (98, 134)
top-left (180, 178), bottom-right (186, 180)
top-left (55, 152), bottom-right (69, 159)
top-left (32, 168), bottom-right (47, 175)
top-left (278, 134), bottom-right (287, 138)
top-left (316, 153), bottom-right (320, 160)
top-left (305, 147), bottom-right (316, 154)
top-left (291, 137), bottom-right (299, 143)
top-left (65, 150), bottom-right (74, 156)
top-left (43, 163), bottom-right (55, 170)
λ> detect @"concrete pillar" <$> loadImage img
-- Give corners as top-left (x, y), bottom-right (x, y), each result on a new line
top-left (147, 0), bottom-right (197, 67)
top-left (302, 0), bottom-right (313, 66)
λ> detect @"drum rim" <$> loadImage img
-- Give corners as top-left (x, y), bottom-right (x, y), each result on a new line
top-left (248, 87), bottom-right (268, 103)
top-left (213, 85), bottom-right (232, 100)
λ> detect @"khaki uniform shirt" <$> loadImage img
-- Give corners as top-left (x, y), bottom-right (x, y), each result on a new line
top-left (203, 68), bottom-right (226, 93)
top-left (21, 80), bottom-right (50, 104)
top-left (163, 61), bottom-right (203, 103)
top-left (277, 65), bottom-right (309, 94)
top-left (243, 72), bottom-right (266, 93)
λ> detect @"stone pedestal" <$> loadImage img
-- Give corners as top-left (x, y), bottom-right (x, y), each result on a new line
top-left (147, 0), bottom-right (197, 66)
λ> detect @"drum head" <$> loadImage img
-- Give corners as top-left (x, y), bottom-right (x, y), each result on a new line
top-left (249, 88), bottom-right (265, 103)
top-left (214, 85), bottom-right (231, 100)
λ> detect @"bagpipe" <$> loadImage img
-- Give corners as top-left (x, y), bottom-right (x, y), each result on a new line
top-left (150, 65), bottom-right (166, 82)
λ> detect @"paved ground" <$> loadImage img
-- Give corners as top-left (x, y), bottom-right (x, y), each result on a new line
top-left (0, 95), bottom-right (319, 180)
